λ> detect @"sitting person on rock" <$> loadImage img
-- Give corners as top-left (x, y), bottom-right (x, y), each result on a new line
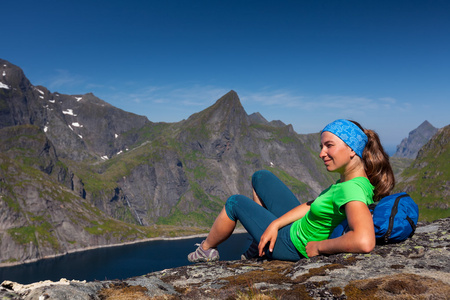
top-left (188, 119), bottom-right (395, 262)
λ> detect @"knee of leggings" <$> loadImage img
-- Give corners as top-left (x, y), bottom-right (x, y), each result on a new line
top-left (252, 170), bottom-right (272, 188)
top-left (225, 195), bottom-right (239, 222)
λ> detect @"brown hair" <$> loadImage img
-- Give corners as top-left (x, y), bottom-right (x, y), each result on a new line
top-left (350, 121), bottom-right (395, 201)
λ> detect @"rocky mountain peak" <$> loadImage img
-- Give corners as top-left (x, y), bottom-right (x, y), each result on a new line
top-left (0, 58), bottom-right (150, 161)
top-left (0, 59), bottom-right (31, 91)
top-left (205, 90), bottom-right (248, 124)
top-left (249, 112), bottom-right (286, 128)
top-left (393, 120), bottom-right (438, 159)
top-left (183, 90), bottom-right (250, 133)
top-left (248, 112), bottom-right (269, 125)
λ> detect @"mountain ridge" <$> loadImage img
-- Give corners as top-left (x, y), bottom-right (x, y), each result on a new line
top-left (393, 120), bottom-right (438, 159)
top-left (394, 125), bottom-right (450, 221)
top-left (0, 59), bottom-right (150, 162)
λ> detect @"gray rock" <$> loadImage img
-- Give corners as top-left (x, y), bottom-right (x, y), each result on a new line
top-left (394, 120), bottom-right (438, 159)
top-left (2, 218), bottom-right (449, 299)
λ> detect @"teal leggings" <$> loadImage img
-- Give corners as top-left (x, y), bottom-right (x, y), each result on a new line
top-left (225, 170), bottom-right (304, 261)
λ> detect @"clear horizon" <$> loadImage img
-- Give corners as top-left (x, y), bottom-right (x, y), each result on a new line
top-left (2, 1), bottom-right (449, 150)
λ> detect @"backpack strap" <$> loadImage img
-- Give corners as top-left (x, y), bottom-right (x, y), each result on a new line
top-left (406, 216), bottom-right (417, 237)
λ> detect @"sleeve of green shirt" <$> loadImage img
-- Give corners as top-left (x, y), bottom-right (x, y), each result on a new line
top-left (334, 177), bottom-right (375, 213)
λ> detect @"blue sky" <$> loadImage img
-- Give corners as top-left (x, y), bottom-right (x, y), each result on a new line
top-left (2, 0), bottom-right (449, 153)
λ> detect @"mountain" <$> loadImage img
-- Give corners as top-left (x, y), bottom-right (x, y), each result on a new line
top-left (394, 125), bottom-right (450, 222)
top-left (105, 90), bottom-right (336, 227)
top-left (0, 60), bottom-right (150, 162)
top-left (0, 124), bottom-right (203, 265)
top-left (393, 121), bottom-right (438, 159)
top-left (249, 112), bottom-right (286, 127)
top-left (0, 59), bottom-right (337, 264)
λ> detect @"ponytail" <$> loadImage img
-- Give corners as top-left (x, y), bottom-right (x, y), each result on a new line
top-left (350, 121), bottom-right (395, 201)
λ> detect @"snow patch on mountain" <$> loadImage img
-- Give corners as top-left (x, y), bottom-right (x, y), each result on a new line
top-left (62, 109), bottom-right (77, 116)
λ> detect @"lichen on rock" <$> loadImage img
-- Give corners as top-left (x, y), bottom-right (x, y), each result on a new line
top-left (1, 218), bottom-right (449, 299)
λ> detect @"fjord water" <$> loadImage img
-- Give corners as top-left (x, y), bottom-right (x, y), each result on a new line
top-left (0, 233), bottom-right (251, 284)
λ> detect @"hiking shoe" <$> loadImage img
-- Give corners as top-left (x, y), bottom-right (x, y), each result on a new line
top-left (241, 240), bottom-right (259, 260)
top-left (188, 240), bottom-right (220, 262)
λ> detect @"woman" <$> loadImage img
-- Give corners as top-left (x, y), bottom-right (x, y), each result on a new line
top-left (188, 119), bottom-right (395, 262)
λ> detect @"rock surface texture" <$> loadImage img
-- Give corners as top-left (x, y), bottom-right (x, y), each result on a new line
top-left (1, 218), bottom-right (449, 299)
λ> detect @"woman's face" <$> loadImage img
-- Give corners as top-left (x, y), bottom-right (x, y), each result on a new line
top-left (319, 131), bottom-right (355, 174)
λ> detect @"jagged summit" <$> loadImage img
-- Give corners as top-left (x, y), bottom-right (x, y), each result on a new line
top-left (394, 120), bottom-right (438, 159)
top-left (207, 90), bottom-right (246, 118)
top-left (249, 112), bottom-right (287, 128)
top-left (0, 58), bottom-right (149, 161)
top-left (1, 59), bottom-right (31, 90)
top-left (184, 90), bottom-right (250, 131)
top-left (222, 89), bottom-right (239, 99)
top-left (249, 112), bottom-right (269, 125)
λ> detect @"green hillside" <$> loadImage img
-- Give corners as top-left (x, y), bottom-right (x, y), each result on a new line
top-left (395, 125), bottom-right (450, 222)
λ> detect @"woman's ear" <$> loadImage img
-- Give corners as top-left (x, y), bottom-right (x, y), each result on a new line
top-left (350, 149), bottom-right (357, 158)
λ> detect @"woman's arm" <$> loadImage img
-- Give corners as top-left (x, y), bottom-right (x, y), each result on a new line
top-left (305, 201), bottom-right (375, 257)
top-left (258, 202), bottom-right (311, 256)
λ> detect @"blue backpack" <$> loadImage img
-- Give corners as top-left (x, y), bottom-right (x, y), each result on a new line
top-left (329, 192), bottom-right (419, 244)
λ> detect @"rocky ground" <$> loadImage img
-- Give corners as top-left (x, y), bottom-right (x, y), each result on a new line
top-left (1, 218), bottom-right (449, 299)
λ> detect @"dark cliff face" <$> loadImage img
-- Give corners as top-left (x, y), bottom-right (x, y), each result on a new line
top-left (0, 59), bottom-right (150, 161)
top-left (0, 61), bottom-right (34, 128)
top-left (0, 125), bottom-right (136, 262)
top-left (0, 126), bottom-right (202, 264)
top-left (393, 120), bottom-right (438, 159)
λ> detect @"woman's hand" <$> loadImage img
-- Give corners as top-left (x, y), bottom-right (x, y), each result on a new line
top-left (305, 241), bottom-right (320, 257)
top-left (257, 202), bottom-right (312, 257)
top-left (258, 221), bottom-right (279, 256)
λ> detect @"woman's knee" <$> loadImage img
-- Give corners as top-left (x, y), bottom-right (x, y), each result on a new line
top-left (225, 195), bottom-right (250, 222)
top-left (252, 170), bottom-right (276, 190)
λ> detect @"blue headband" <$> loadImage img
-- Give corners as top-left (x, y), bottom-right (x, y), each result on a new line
top-left (322, 119), bottom-right (368, 158)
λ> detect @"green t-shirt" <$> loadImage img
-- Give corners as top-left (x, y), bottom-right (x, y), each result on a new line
top-left (290, 177), bottom-right (374, 258)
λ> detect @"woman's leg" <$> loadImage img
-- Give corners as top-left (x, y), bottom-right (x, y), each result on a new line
top-left (225, 194), bottom-right (302, 261)
top-left (189, 170), bottom-right (303, 262)
top-left (187, 206), bottom-right (235, 262)
top-left (251, 170), bottom-right (303, 260)
top-left (225, 195), bottom-right (277, 242)
top-left (204, 170), bottom-right (301, 251)
top-left (202, 207), bottom-right (236, 250)
top-left (266, 224), bottom-right (303, 261)
top-left (188, 195), bottom-right (260, 262)
top-left (252, 170), bottom-right (301, 217)
top-left (199, 194), bottom-right (274, 252)
top-left (240, 170), bottom-right (303, 259)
